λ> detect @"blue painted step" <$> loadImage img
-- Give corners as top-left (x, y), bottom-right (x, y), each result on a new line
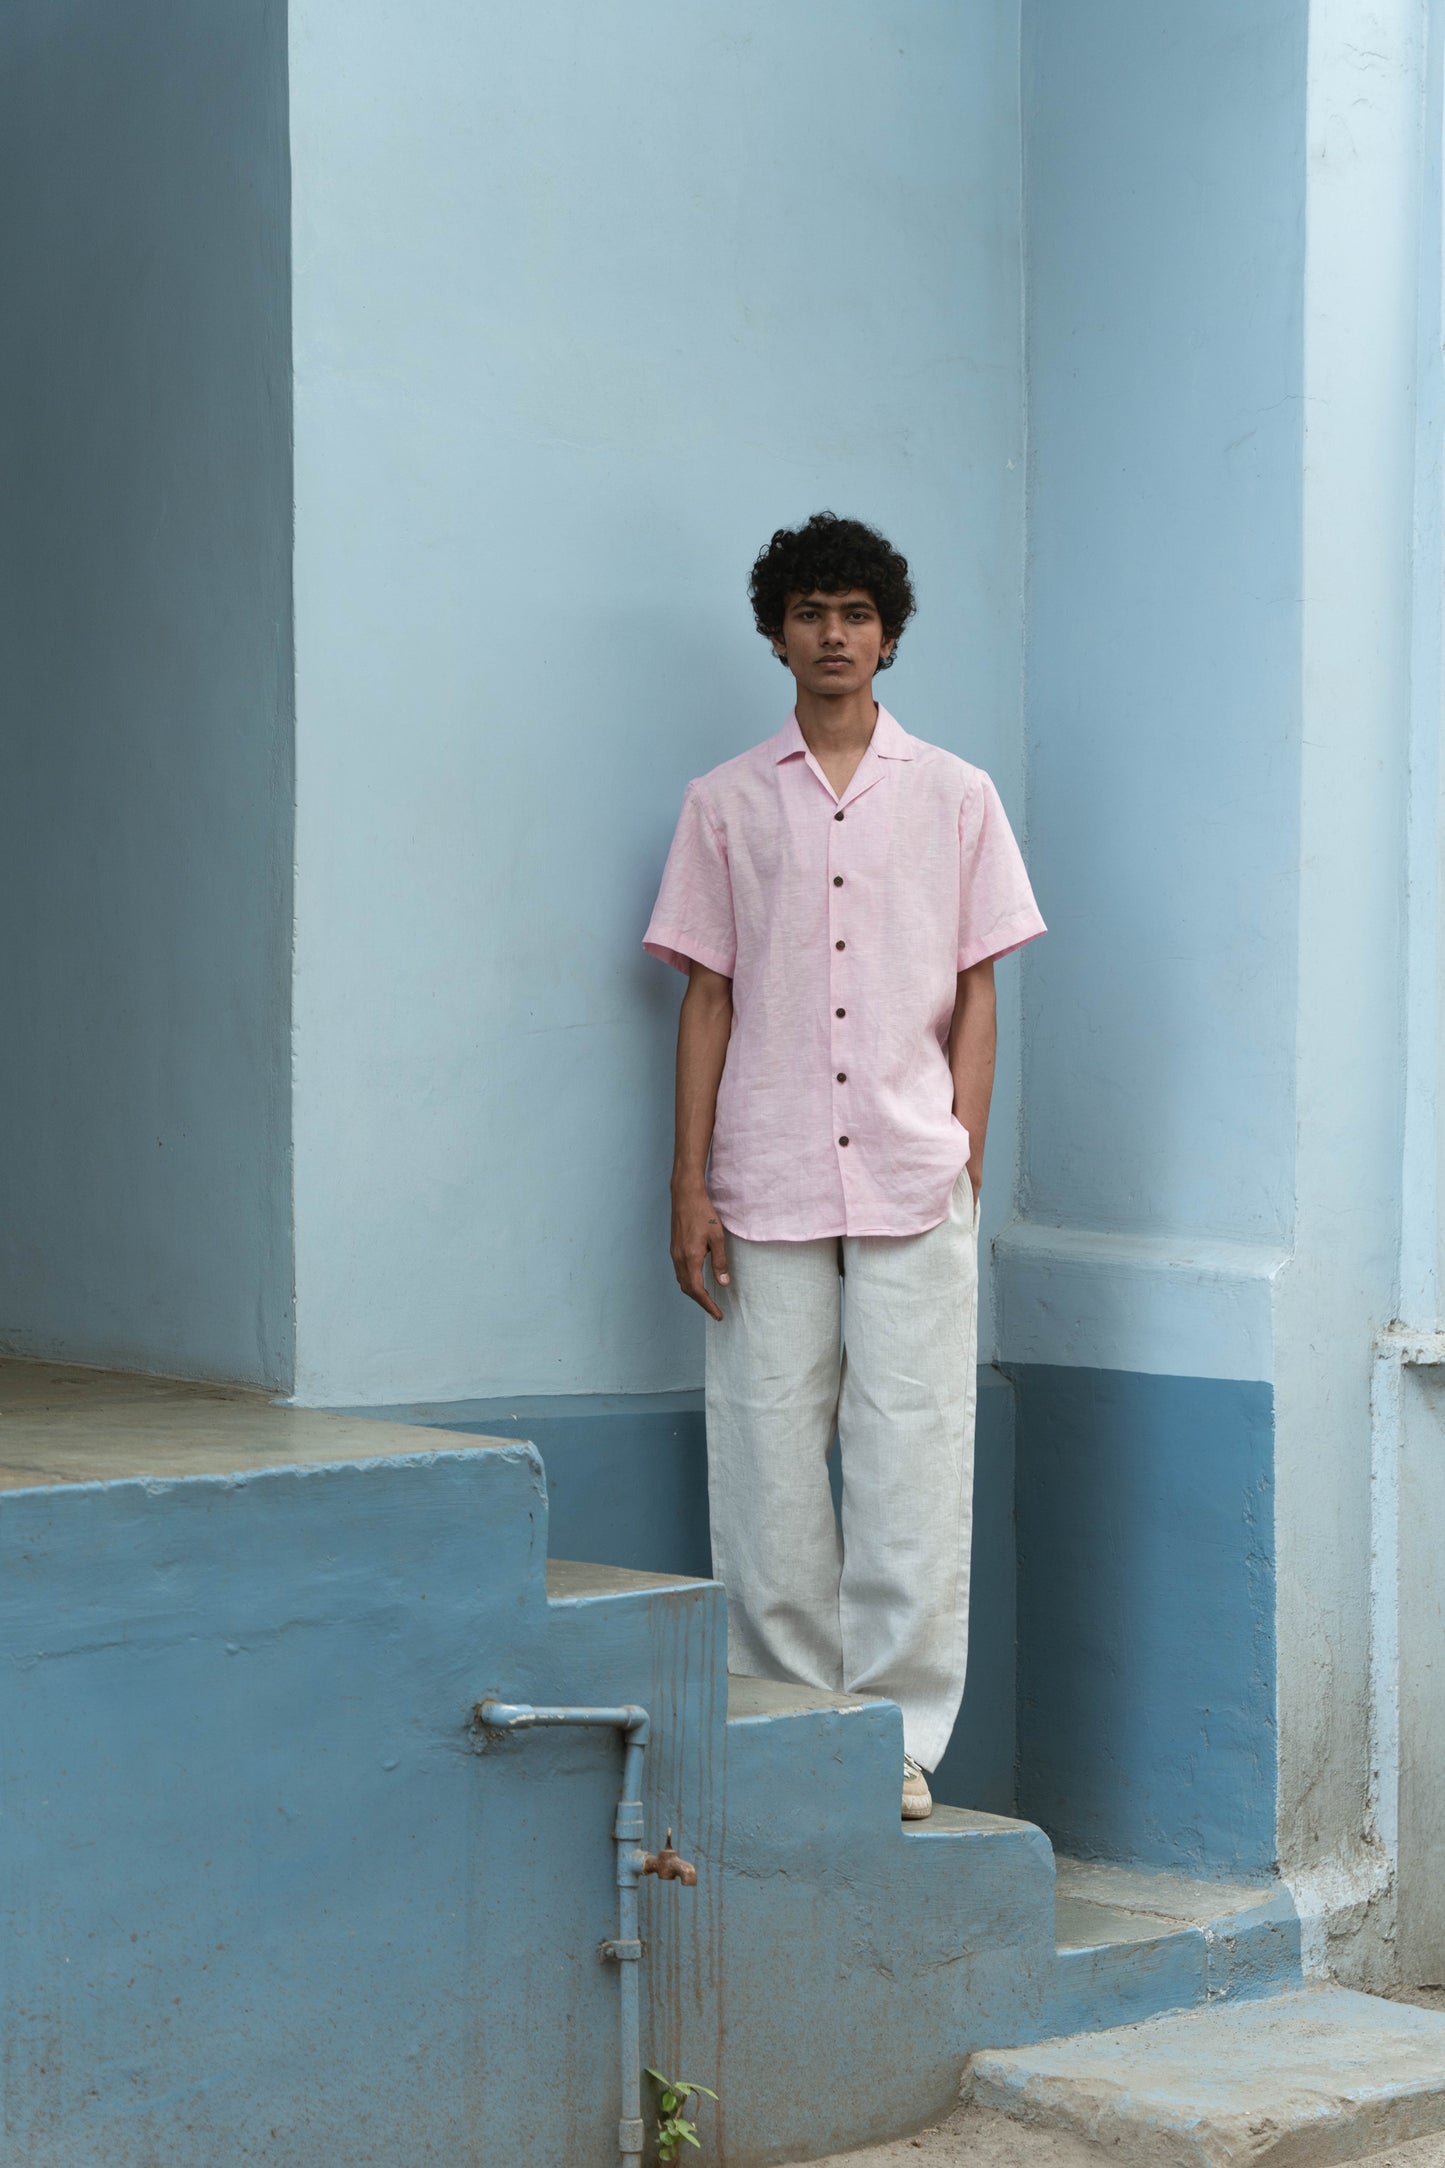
top-left (0, 1350), bottom-right (1304, 2168)
top-left (534, 1560), bottom-right (1305, 2166)
top-left (1048, 1857), bottom-right (1302, 2038)
top-left (719, 1672), bottom-right (1056, 2164)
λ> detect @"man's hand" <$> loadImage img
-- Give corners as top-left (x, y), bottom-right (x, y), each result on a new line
top-left (670, 962), bottom-right (734, 1319)
top-left (950, 958), bottom-right (996, 1216)
top-left (671, 1181), bottom-right (730, 1321)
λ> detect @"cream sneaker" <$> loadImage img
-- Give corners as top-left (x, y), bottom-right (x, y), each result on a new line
top-left (902, 1754), bottom-right (933, 1820)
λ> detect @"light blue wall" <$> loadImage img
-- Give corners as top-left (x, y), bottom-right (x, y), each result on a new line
top-left (287, 0), bottom-right (1028, 1403)
top-left (0, 0), bottom-right (295, 1387)
top-left (1021, 0), bottom-right (1305, 1246)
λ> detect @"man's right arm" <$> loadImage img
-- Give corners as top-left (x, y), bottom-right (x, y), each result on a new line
top-left (670, 960), bottom-right (733, 1320)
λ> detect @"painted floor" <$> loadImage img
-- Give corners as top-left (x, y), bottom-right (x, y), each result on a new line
top-left (785, 1990), bottom-right (1445, 2168)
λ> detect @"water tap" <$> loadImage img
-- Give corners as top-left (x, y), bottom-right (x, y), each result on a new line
top-left (642, 1828), bottom-right (697, 1885)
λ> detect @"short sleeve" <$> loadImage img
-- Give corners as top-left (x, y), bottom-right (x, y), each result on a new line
top-left (957, 771), bottom-right (1047, 972)
top-left (643, 781), bottom-right (737, 977)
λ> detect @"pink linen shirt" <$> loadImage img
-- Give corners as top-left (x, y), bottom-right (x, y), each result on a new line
top-left (644, 705), bottom-right (1046, 1241)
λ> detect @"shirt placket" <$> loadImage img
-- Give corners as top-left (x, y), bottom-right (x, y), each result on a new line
top-left (828, 798), bottom-right (853, 1186)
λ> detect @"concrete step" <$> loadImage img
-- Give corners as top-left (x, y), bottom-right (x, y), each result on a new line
top-left (720, 1672), bottom-right (1059, 2162)
top-left (969, 1985), bottom-right (1445, 2166)
top-left (0, 1356), bottom-right (526, 1493)
top-left (725, 1673), bottom-right (1063, 1869)
top-left (542, 1557), bottom-right (727, 1697)
top-left (725, 1671), bottom-right (887, 1720)
top-left (725, 1670), bottom-right (911, 1834)
top-left (539, 1560), bottom-right (728, 1853)
top-left (1049, 1858), bottom-right (1301, 2034)
top-left (546, 1556), bottom-right (715, 1600)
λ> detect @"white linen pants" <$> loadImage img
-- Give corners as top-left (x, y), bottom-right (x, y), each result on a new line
top-left (704, 1172), bottom-right (979, 1771)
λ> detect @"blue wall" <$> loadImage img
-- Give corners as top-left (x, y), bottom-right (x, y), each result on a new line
top-left (0, 1437), bottom-right (1085, 2166)
top-left (0, 1448), bottom-right (660, 2166)
top-left (375, 1391), bottom-right (716, 1580)
top-left (286, 0), bottom-right (1028, 1404)
top-left (1014, 1367), bottom-right (1276, 1876)
top-left (0, 0), bottom-right (295, 1386)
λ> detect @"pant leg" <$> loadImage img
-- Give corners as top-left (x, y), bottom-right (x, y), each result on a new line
top-left (704, 1229), bottom-right (845, 1690)
top-left (836, 1173), bottom-right (979, 1769)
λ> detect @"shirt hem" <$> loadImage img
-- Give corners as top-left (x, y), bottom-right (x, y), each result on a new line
top-left (718, 1205), bottom-right (954, 1243)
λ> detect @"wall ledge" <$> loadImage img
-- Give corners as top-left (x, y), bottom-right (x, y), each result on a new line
top-left (994, 1222), bottom-right (1286, 1382)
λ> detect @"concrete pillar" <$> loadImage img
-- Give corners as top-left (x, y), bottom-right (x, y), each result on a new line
top-left (1012, 0), bottom-right (1440, 1975)
top-left (1275, 0), bottom-right (1424, 1977)
top-left (1010, 0), bottom-right (1308, 1883)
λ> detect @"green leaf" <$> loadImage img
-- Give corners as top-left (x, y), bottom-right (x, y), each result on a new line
top-left (662, 2092), bottom-right (679, 2114)
top-left (680, 2130), bottom-right (702, 2149)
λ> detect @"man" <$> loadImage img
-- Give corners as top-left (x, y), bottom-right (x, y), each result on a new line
top-left (644, 512), bottom-right (1044, 1819)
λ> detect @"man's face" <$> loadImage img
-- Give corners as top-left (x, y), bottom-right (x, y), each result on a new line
top-left (772, 588), bottom-right (893, 696)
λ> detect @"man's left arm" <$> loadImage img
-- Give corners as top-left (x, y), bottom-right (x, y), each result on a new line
top-left (948, 957), bottom-right (997, 1204)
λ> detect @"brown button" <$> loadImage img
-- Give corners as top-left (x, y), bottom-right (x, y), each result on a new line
top-left (834, 811), bottom-right (845, 821)
top-left (836, 1072), bottom-right (847, 1083)
top-left (835, 939), bottom-right (845, 951)
top-left (836, 1007), bottom-right (846, 1018)
top-left (833, 875), bottom-right (844, 887)
top-left (839, 1135), bottom-right (850, 1146)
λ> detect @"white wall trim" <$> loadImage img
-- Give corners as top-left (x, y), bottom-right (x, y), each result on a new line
top-left (993, 1222), bottom-right (1285, 1381)
top-left (1369, 1327), bottom-right (1445, 1983)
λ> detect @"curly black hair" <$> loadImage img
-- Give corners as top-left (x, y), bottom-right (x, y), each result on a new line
top-left (749, 512), bottom-right (915, 670)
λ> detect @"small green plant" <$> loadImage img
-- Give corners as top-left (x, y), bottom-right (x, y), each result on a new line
top-left (645, 2067), bottom-right (718, 2161)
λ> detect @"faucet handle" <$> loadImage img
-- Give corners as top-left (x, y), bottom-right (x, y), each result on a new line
top-left (642, 1828), bottom-right (698, 1886)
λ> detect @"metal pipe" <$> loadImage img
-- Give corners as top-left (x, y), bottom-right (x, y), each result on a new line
top-left (475, 1699), bottom-right (694, 2167)
top-left (478, 1703), bottom-right (649, 1743)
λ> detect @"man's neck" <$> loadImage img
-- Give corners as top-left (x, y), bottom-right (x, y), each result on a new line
top-left (793, 686), bottom-right (879, 800)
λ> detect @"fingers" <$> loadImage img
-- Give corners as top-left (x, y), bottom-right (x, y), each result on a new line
top-left (671, 1241), bottom-right (723, 1321)
top-left (693, 1281), bottom-right (724, 1323)
top-left (706, 1218), bottom-right (730, 1292)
